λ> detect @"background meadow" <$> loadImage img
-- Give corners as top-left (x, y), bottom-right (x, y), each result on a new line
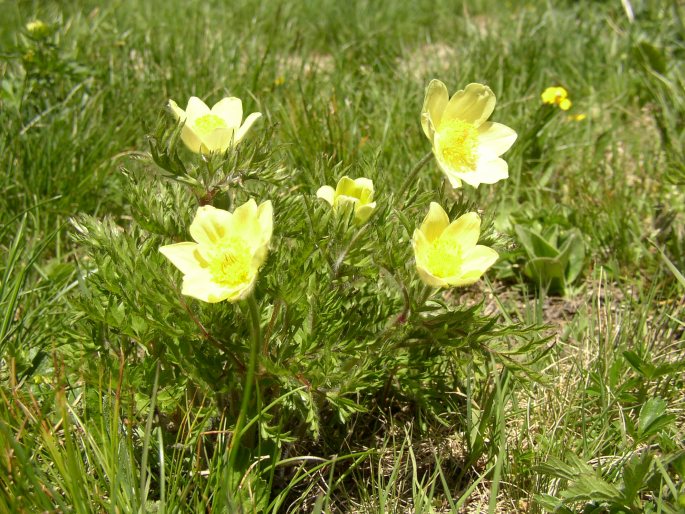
top-left (1, 0), bottom-right (684, 512)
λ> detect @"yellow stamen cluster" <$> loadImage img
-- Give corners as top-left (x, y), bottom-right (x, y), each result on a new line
top-left (208, 238), bottom-right (251, 289)
top-left (194, 114), bottom-right (228, 136)
top-left (437, 119), bottom-right (479, 172)
top-left (423, 237), bottom-right (463, 278)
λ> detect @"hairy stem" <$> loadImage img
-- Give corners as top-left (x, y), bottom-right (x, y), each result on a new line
top-left (396, 151), bottom-right (434, 202)
top-left (229, 295), bottom-right (262, 470)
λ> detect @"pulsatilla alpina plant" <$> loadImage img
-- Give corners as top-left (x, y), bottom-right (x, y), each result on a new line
top-left (159, 200), bottom-right (273, 302)
top-left (72, 82), bottom-right (545, 502)
top-left (413, 203), bottom-right (498, 288)
top-left (316, 175), bottom-right (376, 223)
top-left (421, 80), bottom-right (517, 188)
top-left (169, 96), bottom-right (262, 154)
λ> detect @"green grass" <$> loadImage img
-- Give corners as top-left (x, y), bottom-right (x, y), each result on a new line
top-left (1, 0), bottom-right (684, 512)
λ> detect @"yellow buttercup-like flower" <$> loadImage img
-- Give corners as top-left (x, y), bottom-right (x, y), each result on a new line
top-left (160, 199), bottom-right (272, 303)
top-left (168, 96), bottom-right (262, 154)
top-left (316, 176), bottom-right (377, 223)
top-left (412, 203), bottom-right (498, 288)
top-left (421, 80), bottom-right (517, 189)
top-left (26, 20), bottom-right (50, 38)
top-left (541, 86), bottom-right (572, 111)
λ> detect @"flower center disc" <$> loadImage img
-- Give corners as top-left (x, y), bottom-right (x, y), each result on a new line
top-left (207, 238), bottom-right (252, 288)
top-left (424, 237), bottom-right (463, 278)
top-left (193, 114), bottom-right (227, 136)
top-left (437, 119), bottom-right (479, 172)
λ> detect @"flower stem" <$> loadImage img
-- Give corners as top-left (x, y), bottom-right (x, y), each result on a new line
top-left (229, 295), bottom-right (261, 470)
top-left (396, 151), bottom-right (434, 203)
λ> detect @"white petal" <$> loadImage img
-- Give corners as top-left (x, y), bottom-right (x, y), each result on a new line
top-left (478, 122), bottom-right (517, 156)
top-left (421, 79), bottom-right (449, 138)
top-left (180, 125), bottom-right (203, 153)
top-left (159, 242), bottom-right (203, 275)
top-left (460, 156), bottom-right (509, 187)
top-left (168, 99), bottom-right (187, 121)
top-left (211, 97), bottom-right (243, 128)
top-left (185, 96), bottom-right (210, 121)
top-left (442, 83), bottom-right (496, 127)
top-left (234, 112), bottom-right (262, 144)
top-left (189, 205), bottom-right (233, 245)
top-left (198, 127), bottom-right (235, 153)
top-left (316, 185), bottom-right (335, 205)
top-left (181, 272), bottom-right (232, 303)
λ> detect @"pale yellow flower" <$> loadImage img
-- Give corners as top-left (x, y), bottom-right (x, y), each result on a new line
top-left (541, 86), bottom-right (572, 111)
top-left (168, 96), bottom-right (262, 154)
top-left (412, 203), bottom-right (498, 288)
top-left (421, 80), bottom-right (517, 188)
top-left (316, 176), bottom-right (377, 223)
top-left (160, 199), bottom-right (272, 303)
top-left (26, 20), bottom-right (49, 38)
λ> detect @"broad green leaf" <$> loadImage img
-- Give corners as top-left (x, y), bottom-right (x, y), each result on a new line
top-left (622, 453), bottom-right (653, 506)
top-left (515, 225), bottom-right (560, 259)
top-left (638, 397), bottom-right (676, 439)
top-left (559, 230), bottom-right (586, 284)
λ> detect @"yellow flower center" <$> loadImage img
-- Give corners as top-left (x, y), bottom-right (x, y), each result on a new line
top-left (193, 114), bottom-right (227, 136)
top-left (207, 237), bottom-right (252, 289)
top-left (437, 119), bottom-right (479, 171)
top-left (424, 237), bottom-right (463, 278)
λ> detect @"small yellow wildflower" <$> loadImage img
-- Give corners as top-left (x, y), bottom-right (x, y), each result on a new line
top-left (541, 86), bottom-right (572, 111)
top-left (26, 20), bottom-right (49, 38)
top-left (412, 203), bottom-right (498, 288)
top-left (316, 176), bottom-right (377, 224)
top-left (168, 96), bottom-right (262, 154)
top-left (571, 113), bottom-right (587, 121)
top-left (274, 76), bottom-right (285, 86)
top-left (421, 80), bottom-right (517, 188)
top-left (159, 199), bottom-right (273, 303)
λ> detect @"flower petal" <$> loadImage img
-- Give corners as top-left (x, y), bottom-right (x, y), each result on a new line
top-left (168, 99), bottom-right (186, 121)
top-left (253, 203), bottom-right (273, 258)
top-left (432, 151), bottom-right (464, 188)
top-left (257, 200), bottom-right (273, 236)
top-left (181, 272), bottom-right (235, 303)
top-left (355, 202), bottom-right (376, 223)
top-left (336, 176), bottom-right (358, 197)
top-left (198, 127), bottom-right (235, 153)
top-left (169, 99), bottom-right (203, 152)
top-left (159, 242), bottom-right (203, 275)
top-left (353, 177), bottom-right (374, 197)
top-left (316, 185), bottom-right (335, 205)
top-left (421, 79), bottom-right (449, 138)
top-left (458, 156), bottom-right (509, 187)
top-left (416, 263), bottom-right (448, 288)
top-left (233, 200), bottom-right (272, 270)
top-left (211, 97), bottom-right (243, 128)
top-left (185, 96), bottom-right (210, 121)
top-left (411, 228), bottom-right (430, 265)
top-left (457, 245), bottom-right (499, 276)
top-left (180, 125), bottom-right (204, 153)
top-left (442, 83), bottom-right (496, 127)
top-left (189, 205), bottom-right (233, 245)
top-left (231, 199), bottom-right (266, 246)
top-left (234, 112), bottom-right (262, 144)
top-left (419, 202), bottom-right (450, 242)
top-left (478, 122), bottom-right (517, 156)
top-left (440, 212), bottom-right (481, 250)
